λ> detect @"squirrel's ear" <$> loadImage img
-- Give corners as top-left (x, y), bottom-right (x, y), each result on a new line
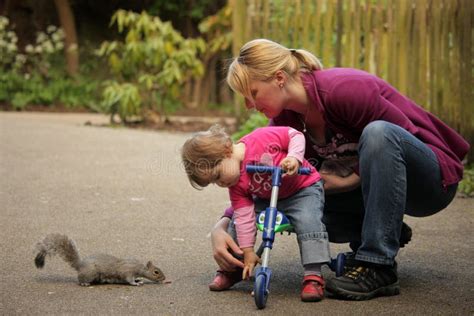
top-left (146, 261), bottom-right (153, 268)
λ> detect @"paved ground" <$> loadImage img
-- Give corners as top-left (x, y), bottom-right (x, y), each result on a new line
top-left (0, 112), bottom-right (473, 315)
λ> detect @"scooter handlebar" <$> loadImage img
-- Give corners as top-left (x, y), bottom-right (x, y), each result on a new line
top-left (246, 165), bottom-right (312, 175)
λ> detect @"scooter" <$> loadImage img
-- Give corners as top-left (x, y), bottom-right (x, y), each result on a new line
top-left (246, 164), bottom-right (346, 309)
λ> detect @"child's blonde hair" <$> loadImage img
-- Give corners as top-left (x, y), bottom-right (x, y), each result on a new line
top-left (181, 125), bottom-right (233, 189)
top-left (226, 38), bottom-right (323, 104)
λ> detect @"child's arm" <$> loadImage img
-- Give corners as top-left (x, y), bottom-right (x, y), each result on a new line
top-left (233, 204), bottom-right (261, 279)
top-left (280, 128), bottom-right (305, 176)
top-left (233, 205), bottom-right (257, 248)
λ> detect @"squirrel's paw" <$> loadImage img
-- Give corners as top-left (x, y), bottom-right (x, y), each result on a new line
top-left (128, 281), bottom-right (142, 286)
top-left (80, 282), bottom-right (91, 287)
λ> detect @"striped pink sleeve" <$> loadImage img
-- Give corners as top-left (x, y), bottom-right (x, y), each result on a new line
top-left (233, 204), bottom-right (256, 249)
top-left (287, 127), bottom-right (306, 163)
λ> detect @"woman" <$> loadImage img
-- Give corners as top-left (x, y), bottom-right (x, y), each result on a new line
top-left (210, 39), bottom-right (469, 300)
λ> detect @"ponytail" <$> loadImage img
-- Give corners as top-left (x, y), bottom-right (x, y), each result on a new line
top-left (227, 39), bottom-right (323, 102)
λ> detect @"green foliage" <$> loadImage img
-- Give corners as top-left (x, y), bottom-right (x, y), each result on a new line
top-left (100, 82), bottom-right (141, 123)
top-left (60, 79), bottom-right (98, 108)
top-left (232, 112), bottom-right (268, 141)
top-left (0, 17), bottom-right (65, 78)
top-left (0, 16), bottom-right (99, 110)
top-left (21, 25), bottom-right (65, 76)
top-left (458, 165), bottom-right (474, 197)
top-left (198, 5), bottom-right (232, 54)
top-left (207, 101), bottom-right (235, 115)
top-left (0, 70), bottom-right (99, 111)
top-left (97, 10), bottom-right (206, 123)
top-left (148, 1), bottom-right (216, 21)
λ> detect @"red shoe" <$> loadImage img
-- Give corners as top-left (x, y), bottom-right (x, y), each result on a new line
top-left (301, 275), bottom-right (325, 302)
top-left (208, 269), bottom-right (243, 291)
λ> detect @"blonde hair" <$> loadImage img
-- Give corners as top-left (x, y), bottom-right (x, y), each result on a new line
top-left (226, 38), bottom-right (323, 103)
top-left (181, 125), bottom-right (233, 190)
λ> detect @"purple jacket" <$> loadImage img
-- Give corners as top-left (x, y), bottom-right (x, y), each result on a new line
top-left (272, 68), bottom-right (470, 187)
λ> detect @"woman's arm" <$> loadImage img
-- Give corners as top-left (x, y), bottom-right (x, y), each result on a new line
top-left (321, 172), bottom-right (361, 194)
top-left (210, 217), bottom-right (244, 271)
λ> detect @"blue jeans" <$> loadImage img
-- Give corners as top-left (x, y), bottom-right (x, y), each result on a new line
top-left (323, 121), bottom-right (457, 265)
top-left (229, 180), bottom-right (331, 266)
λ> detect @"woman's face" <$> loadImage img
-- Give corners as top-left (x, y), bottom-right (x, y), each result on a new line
top-left (246, 78), bottom-right (286, 118)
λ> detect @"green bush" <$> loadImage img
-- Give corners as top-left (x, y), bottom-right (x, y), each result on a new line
top-left (0, 16), bottom-right (100, 110)
top-left (99, 81), bottom-right (141, 123)
top-left (0, 71), bottom-right (99, 111)
top-left (232, 112), bottom-right (268, 141)
top-left (459, 164), bottom-right (474, 197)
top-left (97, 10), bottom-right (205, 123)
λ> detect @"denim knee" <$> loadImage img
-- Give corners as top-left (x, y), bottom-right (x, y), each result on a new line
top-left (359, 121), bottom-right (393, 153)
top-left (359, 121), bottom-right (400, 157)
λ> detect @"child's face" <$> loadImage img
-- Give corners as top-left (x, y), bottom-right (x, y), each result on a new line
top-left (211, 156), bottom-right (241, 188)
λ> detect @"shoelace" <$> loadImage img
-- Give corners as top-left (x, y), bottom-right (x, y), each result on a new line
top-left (345, 266), bottom-right (368, 280)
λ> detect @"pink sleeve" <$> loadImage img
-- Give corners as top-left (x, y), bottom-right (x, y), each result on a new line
top-left (233, 204), bottom-right (256, 248)
top-left (287, 128), bottom-right (306, 163)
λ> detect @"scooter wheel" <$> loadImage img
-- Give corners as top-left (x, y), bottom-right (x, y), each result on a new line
top-left (254, 274), bottom-right (268, 309)
top-left (335, 252), bottom-right (346, 277)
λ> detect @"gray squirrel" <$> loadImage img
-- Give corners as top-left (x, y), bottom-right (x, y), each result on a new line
top-left (35, 233), bottom-right (166, 286)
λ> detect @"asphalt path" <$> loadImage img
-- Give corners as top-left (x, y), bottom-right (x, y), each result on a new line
top-left (0, 112), bottom-right (473, 315)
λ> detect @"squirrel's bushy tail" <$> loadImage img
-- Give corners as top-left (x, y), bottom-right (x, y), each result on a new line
top-left (35, 234), bottom-right (81, 271)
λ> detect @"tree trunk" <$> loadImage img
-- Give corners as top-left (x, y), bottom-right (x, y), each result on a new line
top-left (201, 56), bottom-right (217, 107)
top-left (0, 0), bottom-right (12, 15)
top-left (189, 53), bottom-right (212, 109)
top-left (219, 82), bottom-right (232, 105)
top-left (183, 80), bottom-right (193, 108)
top-left (190, 77), bottom-right (203, 109)
top-left (54, 0), bottom-right (79, 76)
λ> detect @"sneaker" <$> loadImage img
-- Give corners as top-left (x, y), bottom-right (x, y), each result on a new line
top-left (343, 252), bottom-right (358, 272)
top-left (326, 262), bottom-right (400, 300)
top-left (301, 275), bottom-right (325, 302)
top-left (208, 269), bottom-right (243, 291)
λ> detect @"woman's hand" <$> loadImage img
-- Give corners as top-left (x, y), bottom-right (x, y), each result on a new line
top-left (280, 156), bottom-right (300, 176)
top-left (320, 172), bottom-right (361, 194)
top-left (242, 248), bottom-right (261, 280)
top-left (210, 217), bottom-right (244, 271)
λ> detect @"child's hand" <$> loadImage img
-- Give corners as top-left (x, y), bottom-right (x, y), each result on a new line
top-left (242, 248), bottom-right (261, 280)
top-left (280, 156), bottom-right (300, 177)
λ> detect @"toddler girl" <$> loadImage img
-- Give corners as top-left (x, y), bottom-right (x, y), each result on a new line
top-left (182, 125), bottom-right (330, 302)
